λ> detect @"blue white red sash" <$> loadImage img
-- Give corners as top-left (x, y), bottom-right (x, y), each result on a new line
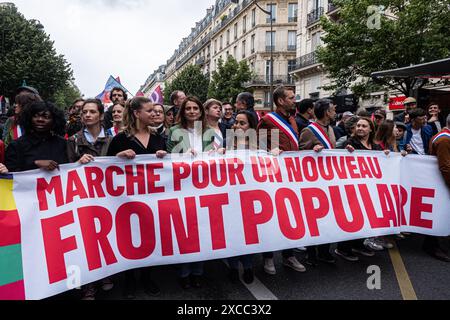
top-left (107, 126), bottom-right (119, 137)
top-left (266, 112), bottom-right (299, 149)
top-left (12, 124), bottom-right (23, 140)
top-left (308, 122), bottom-right (334, 149)
top-left (432, 128), bottom-right (450, 144)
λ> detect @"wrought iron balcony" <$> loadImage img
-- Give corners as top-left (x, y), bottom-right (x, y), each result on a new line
top-left (287, 45), bottom-right (297, 51)
top-left (244, 75), bottom-right (295, 87)
top-left (288, 16), bottom-right (298, 23)
top-left (294, 51), bottom-right (318, 70)
top-left (307, 7), bottom-right (324, 26)
top-left (328, 1), bottom-right (338, 13)
top-left (265, 45), bottom-right (275, 52)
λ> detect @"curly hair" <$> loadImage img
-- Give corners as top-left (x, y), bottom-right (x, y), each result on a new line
top-left (19, 101), bottom-right (66, 136)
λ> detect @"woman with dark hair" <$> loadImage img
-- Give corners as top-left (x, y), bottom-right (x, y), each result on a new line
top-left (67, 99), bottom-right (112, 164)
top-left (375, 119), bottom-right (399, 152)
top-left (106, 101), bottom-right (125, 137)
top-left (107, 97), bottom-right (166, 300)
top-left (334, 117), bottom-right (391, 261)
top-left (2, 92), bottom-right (42, 148)
top-left (204, 99), bottom-right (226, 149)
top-left (5, 101), bottom-right (67, 172)
top-left (226, 110), bottom-right (258, 284)
top-left (167, 96), bottom-right (215, 155)
top-left (166, 96), bottom-right (214, 290)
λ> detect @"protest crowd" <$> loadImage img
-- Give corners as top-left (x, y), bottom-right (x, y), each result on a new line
top-left (0, 84), bottom-right (449, 300)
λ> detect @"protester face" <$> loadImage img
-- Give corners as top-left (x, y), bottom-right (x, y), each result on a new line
top-left (152, 105), bottom-right (165, 126)
top-left (175, 92), bottom-right (187, 107)
top-left (32, 110), bottom-right (53, 134)
top-left (281, 90), bottom-right (296, 112)
top-left (327, 104), bottom-right (337, 121)
top-left (374, 114), bottom-right (385, 126)
top-left (405, 102), bottom-right (417, 113)
top-left (223, 104), bottom-right (234, 119)
top-left (412, 115), bottom-right (427, 128)
top-left (185, 101), bottom-right (202, 123)
top-left (235, 99), bottom-right (246, 111)
top-left (112, 104), bottom-right (125, 124)
top-left (428, 104), bottom-right (440, 117)
top-left (134, 102), bottom-right (155, 127)
top-left (355, 119), bottom-right (372, 139)
top-left (82, 103), bottom-right (102, 127)
top-left (394, 126), bottom-right (405, 140)
top-left (111, 90), bottom-right (125, 103)
top-left (233, 114), bottom-right (251, 132)
top-left (207, 103), bottom-right (222, 121)
top-left (166, 111), bottom-right (174, 125)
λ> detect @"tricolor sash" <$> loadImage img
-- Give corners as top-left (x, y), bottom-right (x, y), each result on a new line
top-left (107, 127), bottom-right (119, 137)
top-left (12, 125), bottom-right (23, 140)
top-left (266, 112), bottom-right (299, 149)
top-left (308, 122), bottom-right (334, 149)
top-left (432, 128), bottom-right (450, 144)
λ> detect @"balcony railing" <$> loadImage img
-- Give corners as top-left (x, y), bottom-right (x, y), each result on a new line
top-left (288, 16), bottom-right (298, 23)
top-left (195, 56), bottom-right (205, 66)
top-left (328, 1), bottom-right (338, 13)
top-left (294, 51), bottom-right (318, 70)
top-left (266, 17), bottom-right (276, 24)
top-left (244, 75), bottom-right (295, 87)
top-left (265, 45), bottom-right (275, 52)
top-left (307, 7), bottom-right (324, 26)
top-left (287, 45), bottom-right (297, 51)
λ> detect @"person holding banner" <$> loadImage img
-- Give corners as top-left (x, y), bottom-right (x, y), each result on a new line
top-left (106, 102), bottom-right (125, 137)
top-left (257, 86), bottom-right (307, 275)
top-left (339, 117), bottom-right (393, 256)
top-left (107, 97), bottom-right (166, 299)
top-left (167, 96), bottom-right (215, 289)
top-left (423, 115), bottom-right (450, 262)
top-left (5, 101), bottom-right (67, 172)
top-left (298, 99), bottom-right (337, 266)
top-left (226, 110), bottom-right (258, 284)
top-left (67, 99), bottom-right (112, 164)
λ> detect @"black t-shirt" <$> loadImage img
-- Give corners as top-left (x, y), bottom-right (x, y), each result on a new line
top-left (343, 137), bottom-right (382, 151)
top-left (107, 132), bottom-right (166, 156)
top-left (5, 134), bottom-right (68, 172)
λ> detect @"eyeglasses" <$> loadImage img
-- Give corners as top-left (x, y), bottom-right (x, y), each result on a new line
top-left (112, 94), bottom-right (123, 97)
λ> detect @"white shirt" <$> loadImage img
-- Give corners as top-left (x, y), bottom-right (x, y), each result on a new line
top-left (83, 128), bottom-right (106, 144)
top-left (410, 128), bottom-right (425, 155)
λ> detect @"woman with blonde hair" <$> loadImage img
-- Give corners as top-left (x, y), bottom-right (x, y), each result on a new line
top-left (107, 97), bottom-right (166, 299)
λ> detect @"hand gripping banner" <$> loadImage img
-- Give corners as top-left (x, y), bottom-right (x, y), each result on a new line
top-left (1, 150), bottom-right (449, 300)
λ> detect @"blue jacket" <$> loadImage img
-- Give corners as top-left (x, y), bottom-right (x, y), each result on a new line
top-left (404, 124), bottom-right (433, 155)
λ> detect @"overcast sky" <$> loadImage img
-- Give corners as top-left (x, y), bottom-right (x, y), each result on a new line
top-left (11, 0), bottom-right (214, 97)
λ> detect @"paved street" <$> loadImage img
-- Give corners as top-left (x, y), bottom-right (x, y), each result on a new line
top-left (52, 234), bottom-right (450, 301)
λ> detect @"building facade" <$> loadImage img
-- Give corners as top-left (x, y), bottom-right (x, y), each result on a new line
top-left (139, 0), bottom-right (300, 111)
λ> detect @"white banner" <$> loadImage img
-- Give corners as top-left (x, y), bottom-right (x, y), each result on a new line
top-left (3, 150), bottom-right (450, 300)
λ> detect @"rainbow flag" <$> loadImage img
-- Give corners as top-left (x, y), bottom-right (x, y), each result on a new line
top-left (0, 174), bottom-right (25, 300)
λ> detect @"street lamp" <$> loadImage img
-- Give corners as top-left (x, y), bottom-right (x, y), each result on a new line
top-left (231, 0), bottom-right (274, 111)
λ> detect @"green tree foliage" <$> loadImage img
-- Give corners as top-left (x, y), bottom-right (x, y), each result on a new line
top-left (317, 0), bottom-right (450, 97)
top-left (53, 81), bottom-right (83, 110)
top-left (163, 65), bottom-right (209, 104)
top-left (0, 4), bottom-right (74, 100)
top-left (207, 56), bottom-right (253, 103)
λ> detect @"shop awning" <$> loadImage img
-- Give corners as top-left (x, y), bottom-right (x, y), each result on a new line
top-left (371, 58), bottom-right (450, 79)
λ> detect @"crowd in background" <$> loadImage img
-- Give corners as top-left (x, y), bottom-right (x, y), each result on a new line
top-left (0, 84), bottom-right (449, 300)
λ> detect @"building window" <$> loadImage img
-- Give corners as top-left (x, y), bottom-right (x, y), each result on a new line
top-left (288, 31), bottom-right (296, 51)
top-left (288, 3), bottom-right (298, 23)
top-left (288, 59), bottom-right (296, 83)
top-left (312, 31), bottom-right (322, 51)
top-left (251, 34), bottom-right (255, 53)
top-left (227, 29), bottom-right (230, 45)
top-left (214, 40), bottom-right (217, 54)
top-left (234, 23), bottom-right (238, 40)
top-left (251, 8), bottom-right (256, 27)
top-left (243, 15), bottom-right (247, 34)
top-left (242, 40), bottom-right (247, 58)
top-left (265, 60), bottom-right (272, 82)
top-left (266, 31), bottom-right (275, 51)
top-left (234, 45), bottom-right (237, 57)
top-left (266, 3), bottom-right (277, 23)
top-left (220, 35), bottom-right (223, 50)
